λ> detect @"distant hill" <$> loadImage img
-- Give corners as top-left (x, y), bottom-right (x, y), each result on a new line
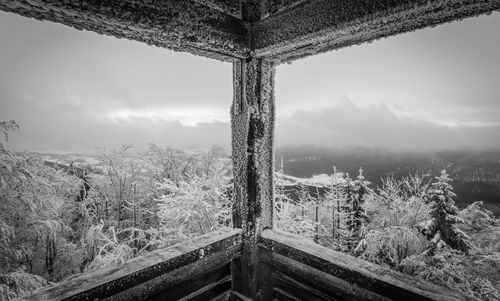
top-left (275, 146), bottom-right (500, 216)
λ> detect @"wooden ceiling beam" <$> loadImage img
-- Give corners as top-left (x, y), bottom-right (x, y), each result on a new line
top-left (193, 0), bottom-right (242, 19)
top-left (0, 0), bottom-right (250, 62)
top-left (2, 1), bottom-right (499, 64)
top-left (251, 0), bottom-right (500, 63)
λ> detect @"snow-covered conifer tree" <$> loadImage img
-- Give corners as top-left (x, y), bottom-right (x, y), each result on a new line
top-left (344, 168), bottom-right (369, 252)
top-left (335, 173), bottom-right (352, 251)
top-left (334, 169), bottom-right (369, 253)
top-left (419, 170), bottom-right (470, 254)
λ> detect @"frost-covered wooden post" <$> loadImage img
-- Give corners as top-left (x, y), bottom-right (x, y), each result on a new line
top-left (230, 58), bottom-right (275, 300)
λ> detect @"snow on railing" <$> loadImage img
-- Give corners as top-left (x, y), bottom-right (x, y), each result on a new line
top-left (259, 229), bottom-right (467, 301)
top-left (20, 228), bottom-right (241, 301)
top-left (19, 227), bottom-right (470, 300)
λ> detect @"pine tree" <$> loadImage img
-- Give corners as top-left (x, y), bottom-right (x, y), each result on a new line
top-left (333, 169), bottom-right (369, 253)
top-left (329, 166), bottom-right (342, 242)
top-left (323, 167), bottom-right (344, 247)
top-left (351, 168), bottom-right (369, 236)
top-left (343, 168), bottom-right (369, 253)
top-left (336, 173), bottom-right (352, 251)
top-left (419, 170), bottom-right (470, 254)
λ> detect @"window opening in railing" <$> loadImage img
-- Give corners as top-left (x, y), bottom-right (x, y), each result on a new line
top-left (0, 11), bottom-right (233, 299)
top-left (274, 12), bottom-right (500, 301)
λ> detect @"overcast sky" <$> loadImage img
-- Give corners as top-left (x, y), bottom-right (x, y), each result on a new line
top-left (1, 11), bottom-right (500, 152)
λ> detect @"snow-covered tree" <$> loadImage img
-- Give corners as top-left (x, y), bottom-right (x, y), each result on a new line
top-left (356, 174), bottom-right (430, 265)
top-left (349, 169), bottom-right (369, 244)
top-left (367, 175), bottom-right (431, 230)
top-left (324, 167), bottom-right (346, 245)
top-left (144, 143), bottom-right (190, 182)
top-left (419, 170), bottom-right (471, 254)
top-left (335, 169), bottom-right (369, 253)
top-left (355, 226), bottom-right (424, 267)
top-left (0, 121), bottom-right (83, 282)
top-left (458, 201), bottom-right (499, 251)
top-left (0, 269), bottom-right (49, 300)
top-left (275, 178), bottom-right (319, 240)
top-left (98, 145), bottom-right (139, 226)
top-left (0, 120), bottom-right (18, 143)
top-left (155, 162), bottom-right (231, 245)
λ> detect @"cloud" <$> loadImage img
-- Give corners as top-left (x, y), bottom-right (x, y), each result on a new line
top-left (4, 91), bottom-right (500, 153)
top-left (3, 112), bottom-right (230, 152)
top-left (276, 98), bottom-right (500, 150)
top-left (2, 11), bottom-right (500, 153)
top-left (0, 11), bottom-right (233, 152)
top-left (0, 10), bottom-right (232, 118)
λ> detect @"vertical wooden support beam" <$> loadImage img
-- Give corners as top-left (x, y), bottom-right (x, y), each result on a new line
top-left (231, 58), bottom-right (275, 300)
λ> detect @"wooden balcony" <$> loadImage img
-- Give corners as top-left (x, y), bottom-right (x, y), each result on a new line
top-left (3, 1), bottom-right (499, 300)
top-left (20, 227), bottom-right (465, 301)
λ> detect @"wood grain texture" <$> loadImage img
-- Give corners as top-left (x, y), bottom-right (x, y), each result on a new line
top-left (0, 0), bottom-right (249, 61)
top-left (252, 0), bottom-right (500, 63)
top-left (21, 228), bottom-right (241, 301)
top-left (261, 229), bottom-right (468, 301)
top-left (231, 58), bottom-right (275, 300)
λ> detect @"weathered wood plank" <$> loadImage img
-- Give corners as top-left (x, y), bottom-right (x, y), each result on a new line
top-left (260, 229), bottom-right (466, 301)
top-left (231, 58), bottom-right (275, 249)
top-left (273, 288), bottom-right (301, 301)
top-left (255, 242), bottom-right (275, 300)
top-left (0, 0), bottom-right (249, 61)
top-left (231, 58), bottom-right (276, 300)
top-left (274, 272), bottom-right (339, 301)
top-left (106, 245), bottom-right (236, 301)
top-left (210, 291), bottom-right (231, 301)
top-left (229, 290), bottom-right (253, 301)
top-left (209, 291), bottom-right (231, 301)
top-left (260, 0), bottom-right (309, 20)
top-left (146, 264), bottom-right (230, 301)
top-left (21, 228), bottom-right (241, 301)
top-left (186, 275), bottom-right (231, 301)
top-left (193, 0), bottom-right (242, 18)
top-left (187, 277), bottom-right (231, 301)
top-left (272, 255), bottom-right (390, 301)
top-left (252, 0), bottom-right (500, 63)
top-left (241, 0), bottom-right (308, 22)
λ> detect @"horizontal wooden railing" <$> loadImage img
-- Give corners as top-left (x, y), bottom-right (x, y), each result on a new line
top-left (259, 229), bottom-right (469, 301)
top-left (20, 227), bottom-right (474, 300)
top-left (20, 228), bottom-right (242, 301)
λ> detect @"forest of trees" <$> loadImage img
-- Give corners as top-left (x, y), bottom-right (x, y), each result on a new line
top-left (0, 121), bottom-right (232, 299)
top-left (275, 168), bottom-right (500, 300)
top-left (1, 120), bottom-right (499, 300)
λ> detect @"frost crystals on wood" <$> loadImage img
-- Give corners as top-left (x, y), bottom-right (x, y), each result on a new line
top-left (231, 58), bottom-right (275, 300)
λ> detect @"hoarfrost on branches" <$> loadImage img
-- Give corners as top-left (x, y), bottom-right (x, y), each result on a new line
top-left (275, 168), bottom-right (500, 300)
top-left (156, 161), bottom-right (231, 245)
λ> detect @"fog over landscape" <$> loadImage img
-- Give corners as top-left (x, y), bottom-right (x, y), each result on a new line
top-left (1, 11), bottom-right (500, 152)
